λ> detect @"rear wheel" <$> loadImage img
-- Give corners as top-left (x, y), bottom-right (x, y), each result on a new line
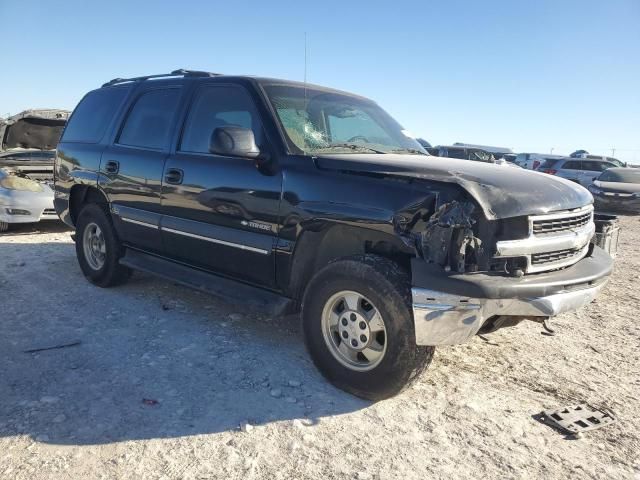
top-left (302, 255), bottom-right (434, 400)
top-left (75, 203), bottom-right (131, 287)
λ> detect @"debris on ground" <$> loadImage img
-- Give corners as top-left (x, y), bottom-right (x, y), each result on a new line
top-left (142, 398), bottom-right (159, 406)
top-left (537, 404), bottom-right (616, 435)
top-left (23, 340), bottom-right (81, 353)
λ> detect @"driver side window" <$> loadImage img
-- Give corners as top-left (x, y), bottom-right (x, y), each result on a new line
top-left (180, 85), bottom-right (264, 154)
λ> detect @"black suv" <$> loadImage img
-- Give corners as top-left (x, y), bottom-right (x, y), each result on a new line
top-left (55, 70), bottom-right (612, 400)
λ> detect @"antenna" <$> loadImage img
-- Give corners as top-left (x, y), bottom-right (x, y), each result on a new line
top-left (304, 32), bottom-right (308, 85)
top-left (303, 32), bottom-right (308, 155)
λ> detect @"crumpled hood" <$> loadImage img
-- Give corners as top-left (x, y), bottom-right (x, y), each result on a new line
top-left (0, 109), bottom-right (69, 152)
top-left (315, 154), bottom-right (593, 220)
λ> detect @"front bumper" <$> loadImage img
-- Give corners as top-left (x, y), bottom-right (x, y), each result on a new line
top-left (0, 185), bottom-right (57, 224)
top-left (411, 246), bottom-right (613, 346)
top-left (594, 194), bottom-right (640, 214)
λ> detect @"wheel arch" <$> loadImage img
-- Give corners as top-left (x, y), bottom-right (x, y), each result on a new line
top-left (69, 184), bottom-right (110, 226)
top-left (285, 222), bottom-right (415, 307)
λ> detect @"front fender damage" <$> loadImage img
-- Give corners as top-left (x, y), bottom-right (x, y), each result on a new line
top-left (394, 200), bottom-right (483, 273)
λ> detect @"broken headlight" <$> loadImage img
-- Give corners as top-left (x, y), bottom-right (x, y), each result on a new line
top-left (0, 175), bottom-right (43, 192)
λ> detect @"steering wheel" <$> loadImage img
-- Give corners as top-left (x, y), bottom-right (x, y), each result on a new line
top-left (347, 135), bottom-right (370, 143)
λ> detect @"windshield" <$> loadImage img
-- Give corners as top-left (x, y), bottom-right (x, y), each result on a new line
top-left (262, 84), bottom-right (426, 155)
top-left (599, 169), bottom-right (640, 184)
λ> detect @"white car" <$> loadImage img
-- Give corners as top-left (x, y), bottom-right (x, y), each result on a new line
top-left (0, 110), bottom-right (69, 231)
top-left (514, 153), bottom-right (565, 170)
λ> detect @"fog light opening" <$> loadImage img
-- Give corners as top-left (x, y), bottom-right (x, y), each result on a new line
top-left (6, 208), bottom-right (31, 216)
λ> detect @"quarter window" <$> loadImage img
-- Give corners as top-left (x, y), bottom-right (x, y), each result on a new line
top-left (180, 86), bottom-right (263, 154)
top-left (62, 87), bottom-right (128, 143)
top-left (118, 88), bottom-right (181, 150)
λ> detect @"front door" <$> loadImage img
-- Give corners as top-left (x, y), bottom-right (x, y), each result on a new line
top-left (160, 83), bottom-right (282, 287)
top-left (101, 86), bottom-right (183, 253)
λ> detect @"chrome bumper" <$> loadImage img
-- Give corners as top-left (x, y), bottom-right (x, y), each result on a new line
top-left (411, 281), bottom-right (607, 346)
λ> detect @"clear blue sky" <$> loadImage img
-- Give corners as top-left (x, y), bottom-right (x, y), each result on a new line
top-left (1, 0), bottom-right (638, 162)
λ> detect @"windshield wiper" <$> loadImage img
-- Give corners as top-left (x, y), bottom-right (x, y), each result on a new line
top-left (318, 143), bottom-right (388, 154)
top-left (390, 148), bottom-right (428, 155)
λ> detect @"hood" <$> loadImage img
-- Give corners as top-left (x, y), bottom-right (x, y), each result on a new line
top-left (594, 180), bottom-right (640, 194)
top-left (0, 109), bottom-right (69, 152)
top-left (315, 154), bottom-right (593, 220)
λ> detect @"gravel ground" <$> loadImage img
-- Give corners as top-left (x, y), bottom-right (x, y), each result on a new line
top-left (1, 217), bottom-right (639, 480)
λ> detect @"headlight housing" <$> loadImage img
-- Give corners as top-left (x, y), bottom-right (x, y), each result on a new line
top-left (0, 175), bottom-right (43, 192)
top-left (587, 184), bottom-right (602, 195)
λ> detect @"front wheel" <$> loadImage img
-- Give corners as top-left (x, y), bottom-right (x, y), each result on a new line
top-left (302, 255), bottom-right (434, 400)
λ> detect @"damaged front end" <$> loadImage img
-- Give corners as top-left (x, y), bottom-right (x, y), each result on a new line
top-left (402, 197), bottom-right (613, 346)
top-left (419, 201), bottom-right (483, 274)
top-left (0, 110), bottom-right (68, 228)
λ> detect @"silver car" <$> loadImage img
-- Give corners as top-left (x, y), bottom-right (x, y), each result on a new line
top-left (537, 157), bottom-right (619, 187)
top-left (0, 110), bottom-right (69, 231)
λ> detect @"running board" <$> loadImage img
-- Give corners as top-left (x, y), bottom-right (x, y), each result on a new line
top-left (120, 248), bottom-right (292, 316)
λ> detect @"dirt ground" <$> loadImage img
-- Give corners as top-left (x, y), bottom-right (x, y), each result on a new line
top-left (1, 217), bottom-right (639, 480)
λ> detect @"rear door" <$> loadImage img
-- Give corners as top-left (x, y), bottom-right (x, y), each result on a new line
top-left (100, 86), bottom-right (183, 253)
top-left (160, 83), bottom-right (282, 287)
top-left (557, 160), bottom-right (583, 183)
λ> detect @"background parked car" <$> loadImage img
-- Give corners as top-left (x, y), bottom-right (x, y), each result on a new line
top-left (538, 157), bottom-right (619, 187)
top-left (435, 145), bottom-right (495, 163)
top-left (570, 150), bottom-right (627, 167)
top-left (514, 153), bottom-right (564, 170)
top-left (0, 109), bottom-right (69, 231)
top-left (452, 143), bottom-right (514, 158)
top-left (588, 167), bottom-right (640, 214)
top-left (415, 138), bottom-right (439, 155)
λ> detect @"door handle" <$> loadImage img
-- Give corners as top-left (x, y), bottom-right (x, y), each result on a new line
top-left (164, 168), bottom-right (184, 185)
top-left (104, 160), bottom-right (119, 174)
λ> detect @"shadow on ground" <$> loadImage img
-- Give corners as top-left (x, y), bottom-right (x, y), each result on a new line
top-left (0, 221), bottom-right (71, 236)
top-left (0, 240), bottom-right (369, 446)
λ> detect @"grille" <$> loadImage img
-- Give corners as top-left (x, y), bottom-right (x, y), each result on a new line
top-left (532, 211), bottom-right (592, 235)
top-left (41, 209), bottom-right (57, 216)
top-left (531, 248), bottom-right (581, 265)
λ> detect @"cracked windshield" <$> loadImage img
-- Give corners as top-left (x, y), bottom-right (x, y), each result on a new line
top-left (264, 84), bottom-right (427, 155)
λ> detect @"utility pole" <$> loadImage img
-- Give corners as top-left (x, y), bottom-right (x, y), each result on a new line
top-left (611, 148), bottom-right (616, 157)
top-left (550, 147), bottom-right (555, 154)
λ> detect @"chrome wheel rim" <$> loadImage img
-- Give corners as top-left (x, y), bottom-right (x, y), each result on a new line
top-left (83, 222), bottom-right (106, 271)
top-left (321, 290), bottom-right (387, 372)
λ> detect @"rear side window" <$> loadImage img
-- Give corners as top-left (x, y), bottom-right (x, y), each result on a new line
top-left (118, 88), bottom-right (181, 150)
top-left (582, 161), bottom-right (608, 172)
top-left (446, 148), bottom-right (467, 159)
top-left (562, 160), bottom-right (582, 170)
top-left (62, 87), bottom-right (128, 143)
top-left (179, 85), bottom-right (263, 154)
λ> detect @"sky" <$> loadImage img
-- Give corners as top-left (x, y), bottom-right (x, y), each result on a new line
top-left (1, 0), bottom-right (639, 162)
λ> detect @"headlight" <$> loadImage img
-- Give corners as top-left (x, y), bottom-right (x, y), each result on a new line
top-left (587, 184), bottom-right (602, 195)
top-left (0, 175), bottom-right (43, 192)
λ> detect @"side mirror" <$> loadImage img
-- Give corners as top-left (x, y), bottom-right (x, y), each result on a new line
top-left (209, 126), bottom-right (260, 159)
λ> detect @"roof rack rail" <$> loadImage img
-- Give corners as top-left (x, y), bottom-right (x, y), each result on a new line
top-left (102, 69), bottom-right (223, 87)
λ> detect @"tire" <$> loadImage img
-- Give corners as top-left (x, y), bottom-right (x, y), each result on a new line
top-left (302, 254), bottom-right (434, 401)
top-left (0, 221), bottom-right (8, 232)
top-left (75, 203), bottom-right (131, 287)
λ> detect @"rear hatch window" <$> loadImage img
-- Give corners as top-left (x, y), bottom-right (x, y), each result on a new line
top-left (539, 158), bottom-right (559, 170)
